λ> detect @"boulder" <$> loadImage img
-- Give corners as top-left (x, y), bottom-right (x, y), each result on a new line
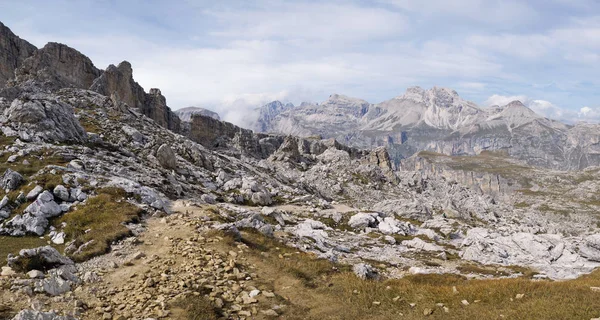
top-left (26, 185), bottom-right (43, 200)
top-left (3, 98), bottom-right (87, 142)
top-left (353, 263), bottom-right (378, 280)
top-left (1, 169), bottom-right (24, 190)
top-left (580, 234), bottom-right (600, 262)
top-left (24, 191), bottom-right (62, 218)
top-left (251, 192), bottom-right (272, 206)
top-left (36, 274), bottom-right (71, 296)
top-left (156, 144), bottom-right (177, 169)
top-left (1, 213), bottom-right (48, 236)
top-left (27, 270), bottom-right (44, 279)
top-left (348, 212), bottom-right (378, 230)
top-left (8, 246), bottom-right (73, 271)
top-left (11, 310), bottom-right (75, 320)
top-left (52, 185), bottom-right (69, 201)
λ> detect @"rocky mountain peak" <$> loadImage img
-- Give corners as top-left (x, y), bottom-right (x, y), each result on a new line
top-left (14, 42), bottom-right (101, 89)
top-left (324, 94), bottom-right (370, 108)
top-left (0, 22), bottom-right (37, 87)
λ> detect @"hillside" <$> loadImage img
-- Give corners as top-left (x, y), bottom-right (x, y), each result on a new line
top-left (1, 21), bottom-right (600, 320)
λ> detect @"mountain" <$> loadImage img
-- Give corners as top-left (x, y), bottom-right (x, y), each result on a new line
top-left (255, 86), bottom-right (600, 170)
top-left (174, 106), bottom-right (220, 122)
top-left (3, 21), bottom-right (600, 319)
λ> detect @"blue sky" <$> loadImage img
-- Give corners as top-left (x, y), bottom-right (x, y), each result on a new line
top-left (2, 0), bottom-right (600, 125)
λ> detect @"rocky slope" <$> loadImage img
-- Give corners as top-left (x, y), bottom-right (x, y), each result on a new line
top-left (2, 21), bottom-right (600, 319)
top-left (255, 87), bottom-right (600, 170)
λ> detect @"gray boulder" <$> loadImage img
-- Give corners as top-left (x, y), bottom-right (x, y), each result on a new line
top-left (156, 144), bottom-right (177, 169)
top-left (8, 246), bottom-right (73, 271)
top-left (0, 213), bottom-right (48, 235)
top-left (353, 263), bottom-right (378, 280)
top-left (26, 185), bottom-right (43, 200)
top-left (52, 185), bottom-right (69, 201)
top-left (24, 191), bottom-right (62, 218)
top-left (11, 310), bottom-right (75, 320)
top-left (1, 169), bottom-right (24, 190)
top-left (348, 212), bottom-right (378, 230)
top-left (251, 191), bottom-right (272, 206)
top-left (580, 234), bottom-right (600, 262)
top-left (3, 98), bottom-right (87, 142)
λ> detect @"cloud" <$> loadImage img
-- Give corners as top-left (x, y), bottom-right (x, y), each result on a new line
top-left (382, 0), bottom-right (537, 26)
top-left (484, 94), bottom-right (529, 107)
top-left (2, 0), bottom-right (600, 128)
top-left (206, 2), bottom-right (409, 43)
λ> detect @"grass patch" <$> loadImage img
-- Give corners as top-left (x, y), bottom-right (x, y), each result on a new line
top-left (210, 226), bottom-right (600, 320)
top-left (457, 263), bottom-right (510, 277)
top-left (56, 188), bottom-right (142, 262)
top-left (0, 236), bottom-right (49, 265)
top-left (239, 229), bottom-right (350, 288)
top-left (172, 295), bottom-right (220, 320)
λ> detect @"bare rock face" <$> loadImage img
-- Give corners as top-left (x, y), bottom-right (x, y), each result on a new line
top-left (89, 61), bottom-right (146, 110)
top-left (156, 144), bottom-right (177, 169)
top-left (189, 114), bottom-right (263, 156)
top-left (175, 106), bottom-right (220, 122)
top-left (369, 147), bottom-right (394, 172)
top-left (3, 96), bottom-right (87, 142)
top-left (144, 88), bottom-right (181, 132)
top-left (14, 42), bottom-right (101, 89)
top-left (0, 22), bottom-right (37, 87)
top-left (89, 61), bottom-right (181, 132)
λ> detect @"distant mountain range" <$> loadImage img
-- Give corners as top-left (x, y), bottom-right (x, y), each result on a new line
top-left (253, 87), bottom-right (600, 170)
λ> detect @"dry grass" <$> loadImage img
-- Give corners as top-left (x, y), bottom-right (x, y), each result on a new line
top-left (0, 236), bottom-right (49, 265)
top-left (174, 295), bottom-right (220, 320)
top-left (222, 229), bottom-right (600, 320)
top-left (56, 189), bottom-right (142, 262)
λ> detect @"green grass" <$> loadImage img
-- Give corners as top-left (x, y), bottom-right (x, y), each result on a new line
top-left (0, 236), bottom-right (49, 265)
top-left (56, 189), bottom-right (143, 262)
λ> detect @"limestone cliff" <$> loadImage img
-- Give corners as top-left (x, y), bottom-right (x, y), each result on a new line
top-left (0, 22), bottom-right (37, 87)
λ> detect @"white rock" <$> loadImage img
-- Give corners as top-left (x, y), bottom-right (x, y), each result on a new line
top-left (249, 289), bottom-right (261, 297)
top-left (51, 232), bottom-right (65, 245)
top-left (27, 270), bottom-right (45, 279)
top-left (53, 185), bottom-right (70, 201)
top-left (1, 266), bottom-right (16, 277)
top-left (348, 212), bottom-right (378, 230)
top-left (26, 185), bottom-right (43, 201)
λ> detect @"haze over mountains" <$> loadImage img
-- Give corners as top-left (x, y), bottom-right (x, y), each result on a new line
top-left (252, 87), bottom-right (600, 170)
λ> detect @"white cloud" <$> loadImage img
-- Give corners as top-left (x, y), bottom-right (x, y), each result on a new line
top-left (382, 0), bottom-right (537, 25)
top-left (206, 2), bottom-right (409, 43)
top-left (484, 94), bottom-right (529, 107)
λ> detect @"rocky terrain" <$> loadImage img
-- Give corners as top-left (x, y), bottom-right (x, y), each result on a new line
top-left (1, 21), bottom-right (600, 319)
top-left (253, 87), bottom-right (600, 170)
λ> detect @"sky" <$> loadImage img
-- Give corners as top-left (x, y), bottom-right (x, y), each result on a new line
top-left (1, 0), bottom-right (600, 126)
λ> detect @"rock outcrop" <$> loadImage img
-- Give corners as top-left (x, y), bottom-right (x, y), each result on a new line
top-left (13, 42), bottom-right (101, 89)
top-left (89, 61), bottom-right (146, 110)
top-left (3, 96), bottom-right (87, 142)
top-left (175, 106), bottom-right (220, 122)
top-left (90, 62), bottom-right (181, 132)
top-left (143, 88), bottom-right (181, 132)
top-left (0, 22), bottom-right (37, 87)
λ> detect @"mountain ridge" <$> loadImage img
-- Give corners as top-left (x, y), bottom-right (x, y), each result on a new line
top-left (254, 86), bottom-right (600, 170)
